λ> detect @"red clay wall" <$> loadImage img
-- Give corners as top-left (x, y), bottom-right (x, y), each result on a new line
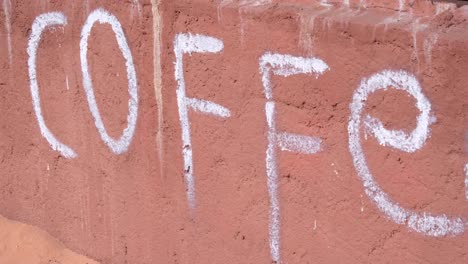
top-left (0, 0), bottom-right (467, 263)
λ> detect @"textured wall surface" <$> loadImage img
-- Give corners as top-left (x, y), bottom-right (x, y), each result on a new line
top-left (0, 0), bottom-right (467, 263)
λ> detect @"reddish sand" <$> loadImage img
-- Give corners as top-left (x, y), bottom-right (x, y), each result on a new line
top-left (0, 214), bottom-right (98, 264)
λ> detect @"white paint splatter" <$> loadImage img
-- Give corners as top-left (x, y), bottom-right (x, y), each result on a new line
top-left (435, 2), bottom-right (455, 15)
top-left (3, 0), bottom-right (12, 65)
top-left (348, 69), bottom-right (465, 236)
top-left (320, 0), bottom-right (333, 7)
top-left (174, 33), bottom-right (229, 209)
top-left (28, 12), bottom-right (77, 159)
top-left (186, 98), bottom-right (231, 118)
top-left (313, 219), bottom-right (317, 230)
top-left (260, 52), bottom-right (329, 263)
top-left (80, 8), bottom-right (139, 154)
top-left (277, 132), bottom-right (322, 154)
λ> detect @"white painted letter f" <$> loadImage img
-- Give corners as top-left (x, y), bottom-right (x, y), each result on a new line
top-left (174, 33), bottom-right (230, 210)
top-left (260, 52), bottom-right (329, 263)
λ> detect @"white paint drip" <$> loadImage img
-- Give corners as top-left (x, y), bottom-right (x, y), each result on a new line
top-left (358, 0), bottom-right (367, 9)
top-left (239, 9), bottom-right (246, 46)
top-left (298, 8), bottom-right (332, 53)
top-left (28, 12), bottom-right (77, 159)
top-left (80, 8), bottom-right (139, 154)
top-left (423, 33), bottom-right (438, 66)
top-left (218, 1), bottom-right (272, 21)
top-left (85, 0), bottom-right (89, 14)
top-left (411, 19), bottom-right (428, 72)
top-left (343, 0), bottom-right (350, 7)
top-left (313, 219), bottom-right (317, 230)
top-left (348, 69), bottom-right (465, 236)
top-left (374, 15), bottom-right (401, 38)
top-left (65, 75), bottom-right (70, 90)
top-left (151, 0), bottom-right (165, 179)
top-left (130, 0), bottom-right (142, 18)
top-left (174, 33), bottom-right (229, 210)
top-left (217, 0), bottom-right (229, 22)
top-left (465, 164), bottom-right (468, 201)
top-left (298, 13), bottom-right (314, 55)
top-left (3, 0), bottom-right (12, 65)
top-left (399, 0), bottom-right (405, 12)
top-left (260, 52), bottom-right (329, 263)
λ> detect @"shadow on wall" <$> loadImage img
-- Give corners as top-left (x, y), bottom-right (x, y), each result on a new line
top-left (0, 214), bottom-right (99, 264)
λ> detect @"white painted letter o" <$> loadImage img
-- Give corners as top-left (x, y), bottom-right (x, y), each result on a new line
top-left (80, 8), bottom-right (138, 154)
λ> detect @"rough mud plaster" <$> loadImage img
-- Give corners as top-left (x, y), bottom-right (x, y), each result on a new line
top-left (0, 0), bottom-right (467, 264)
top-left (1, 1), bottom-right (164, 263)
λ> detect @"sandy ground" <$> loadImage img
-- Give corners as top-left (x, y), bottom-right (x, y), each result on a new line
top-left (0, 214), bottom-right (98, 264)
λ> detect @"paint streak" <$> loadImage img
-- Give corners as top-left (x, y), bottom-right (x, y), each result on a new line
top-left (399, 0), bottom-right (405, 12)
top-left (28, 12), bottom-right (77, 158)
top-left (66, 75), bottom-right (70, 90)
top-left (80, 8), bottom-right (139, 154)
top-left (348, 69), bottom-right (465, 237)
top-left (151, 0), bottom-right (165, 179)
top-left (174, 33), bottom-right (229, 210)
top-left (218, 0), bottom-right (272, 44)
top-left (423, 33), bottom-right (438, 66)
top-left (260, 52), bottom-right (329, 263)
top-left (130, 0), bottom-right (142, 18)
top-left (298, 8), bottom-right (332, 54)
top-left (3, 0), bottom-right (12, 65)
top-left (411, 19), bottom-right (428, 72)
